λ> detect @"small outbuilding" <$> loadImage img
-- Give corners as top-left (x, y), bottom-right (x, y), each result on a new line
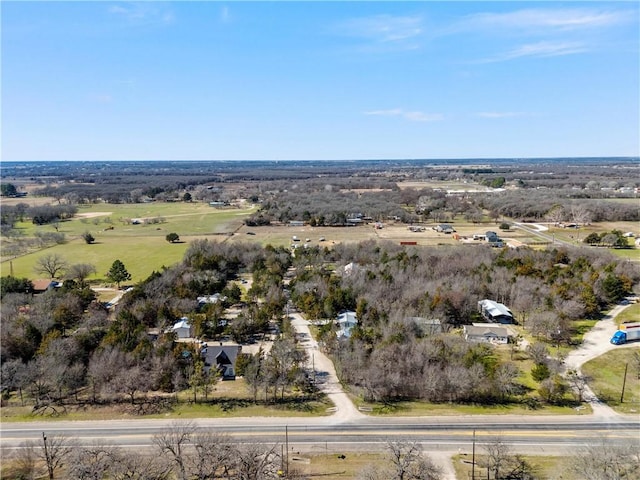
top-left (478, 299), bottom-right (514, 324)
top-left (170, 318), bottom-right (193, 339)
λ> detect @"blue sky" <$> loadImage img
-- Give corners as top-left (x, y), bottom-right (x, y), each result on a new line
top-left (2, 1), bottom-right (639, 161)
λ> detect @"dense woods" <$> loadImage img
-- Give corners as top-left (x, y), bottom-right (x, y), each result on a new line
top-left (288, 241), bottom-right (637, 403)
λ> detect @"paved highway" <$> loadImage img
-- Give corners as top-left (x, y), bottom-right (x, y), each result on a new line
top-left (2, 416), bottom-right (639, 451)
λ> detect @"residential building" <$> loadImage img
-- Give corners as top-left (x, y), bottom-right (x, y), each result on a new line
top-left (464, 323), bottom-right (513, 344)
top-left (201, 343), bottom-right (242, 380)
top-left (336, 311), bottom-right (357, 338)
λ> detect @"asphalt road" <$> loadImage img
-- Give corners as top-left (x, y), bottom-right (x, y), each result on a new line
top-left (2, 417), bottom-right (639, 451)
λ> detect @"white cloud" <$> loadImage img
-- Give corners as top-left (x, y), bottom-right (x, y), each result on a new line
top-left (333, 14), bottom-right (424, 51)
top-left (108, 3), bottom-right (174, 27)
top-left (480, 41), bottom-right (587, 62)
top-left (365, 109), bottom-right (443, 122)
top-left (459, 8), bottom-right (630, 33)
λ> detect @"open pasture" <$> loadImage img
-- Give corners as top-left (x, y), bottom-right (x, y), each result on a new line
top-left (1, 202), bottom-right (256, 283)
top-left (397, 179), bottom-right (493, 192)
top-left (230, 224), bottom-right (380, 248)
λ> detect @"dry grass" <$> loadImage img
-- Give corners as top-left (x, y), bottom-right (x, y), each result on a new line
top-left (288, 452), bottom-right (386, 479)
top-left (452, 454), bottom-right (579, 480)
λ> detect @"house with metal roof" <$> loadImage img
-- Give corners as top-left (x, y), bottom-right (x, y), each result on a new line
top-left (478, 299), bottom-right (514, 324)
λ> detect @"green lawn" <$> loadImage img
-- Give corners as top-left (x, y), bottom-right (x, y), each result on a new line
top-left (615, 303), bottom-right (640, 325)
top-left (1, 378), bottom-right (333, 421)
top-left (581, 348), bottom-right (640, 414)
top-left (350, 394), bottom-right (585, 416)
top-left (1, 202), bottom-right (256, 283)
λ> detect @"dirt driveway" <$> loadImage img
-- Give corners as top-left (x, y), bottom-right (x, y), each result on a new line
top-left (288, 312), bottom-right (364, 423)
top-left (563, 301), bottom-right (638, 418)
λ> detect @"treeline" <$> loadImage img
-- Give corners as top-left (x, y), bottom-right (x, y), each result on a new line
top-left (477, 190), bottom-right (640, 222)
top-left (249, 188), bottom-right (418, 225)
top-left (247, 182), bottom-right (638, 227)
top-left (1, 203), bottom-right (77, 229)
top-left (289, 241), bottom-right (638, 403)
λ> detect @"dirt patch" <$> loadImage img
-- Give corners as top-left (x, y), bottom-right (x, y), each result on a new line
top-left (76, 211), bottom-right (113, 218)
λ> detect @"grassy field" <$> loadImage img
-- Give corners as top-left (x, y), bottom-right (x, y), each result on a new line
top-left (545, 223), bottom-right (640, 261)
top-left (3, 196), bottom-right (637, 282)
top-left (615, 303), bottom-right (640, 325)
top-left (581, 348), bottom-right (640, 414)
top-left (1, 377), bottom-right (333, 421)
top-left (1, 201), bottom-right (256, 283)
top-left (452, 454), bottom-right (579, 480)
top-left (351, 398), bottom-right (585, 417)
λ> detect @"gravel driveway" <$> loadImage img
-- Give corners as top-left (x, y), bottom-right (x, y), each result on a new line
top-left (563, 301), bottom-right (638, 418)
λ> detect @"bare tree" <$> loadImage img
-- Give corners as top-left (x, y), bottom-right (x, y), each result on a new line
top-left (153, 421), bottom-right (196, 480)
top-left (566, 369), bottom-right (589, 402)
top-left (494, 362), bottom-right (521, 401)
top-left (40, 433), bottom-right (74, 480)
top-left (10, 440), bottom-right (39, 480)
top-left (87, 347), bottom-right (128, 403)
top-left (110, 450), bottom-right (172, 480)
top-left (67, 263), bottom-right (97, 287)
top-left (114, 364), bottom-right (149, 405)
top-left (570, 203), bottom-right (592, 225)
top-left (231, 442), bottom-right (281, 480)
top-left (67, 443), bottom-right (115, 480)
top-left (358, 441), bottom-right (441, 480)
top-left (34, 254), bottom-right (68, 279)
top-left (483, 437), bottom-right (511, 480)
top-left (545, 205), bottom-right (565, 225)
top-left (527, 343), bottom-right (550, 365)
top-left (357, 464), bottom-right (387, 480)
top-left (569, 440), bottom-right (640, 480)
top-left (190, 430), bottom-right (234, 479)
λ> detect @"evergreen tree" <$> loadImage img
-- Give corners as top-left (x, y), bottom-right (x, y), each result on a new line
top-left (106, 259), bottom-right (131, 288)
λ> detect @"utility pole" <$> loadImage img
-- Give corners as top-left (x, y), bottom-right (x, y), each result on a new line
top-left (472, 429), bottom-right (476, 480)
top-left (42, 432), bottom-right (53, 480)
top-left (285, 425), bottom-right (289, 478)
top-left (620, 362), bottom-right (629, 403)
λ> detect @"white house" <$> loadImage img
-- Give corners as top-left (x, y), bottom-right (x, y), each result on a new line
top-left (170, 318), bottom-right (193, 339)
top-left (464, 323), bottom-right (513, 344)
top-left (198, 293), bottom-right (226, 306)
top-left (336, 311), bottom-right (357, 338)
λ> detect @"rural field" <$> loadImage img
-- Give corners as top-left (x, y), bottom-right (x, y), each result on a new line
top-left (1, 201), bottom-right (257, 284)
top-left (3, 195), bottom-right (639, 284)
